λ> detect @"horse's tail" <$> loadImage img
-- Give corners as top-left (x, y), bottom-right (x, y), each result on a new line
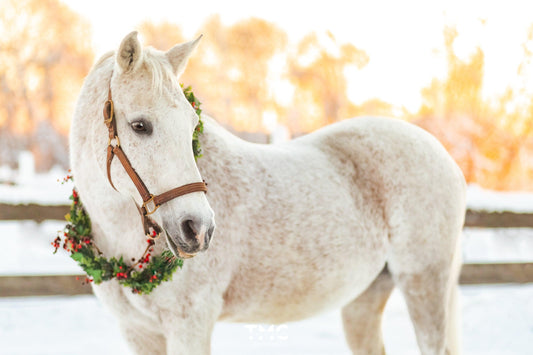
top-left (446, 237), bottom-right (463, 355)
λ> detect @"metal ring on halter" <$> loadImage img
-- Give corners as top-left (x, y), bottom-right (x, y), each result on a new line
top-left (146, 228), bottom-right (160, 240)
top-left (108, 135), bottom-right (120, 147)
top-left (142, 195), bottom-right (159, 215)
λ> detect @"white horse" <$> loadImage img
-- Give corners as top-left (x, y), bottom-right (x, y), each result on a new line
top-left (70, 32), bottom-right (466, 355)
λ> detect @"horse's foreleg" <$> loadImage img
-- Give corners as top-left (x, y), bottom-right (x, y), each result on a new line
top-left (162, 299), bottom-right (221, 355)
top-left (119, 322), bottom-right (167, 355)
top-left (164, 321), bottom-right (215, 355)
top-left (342, 267), bottom-right (394, 355)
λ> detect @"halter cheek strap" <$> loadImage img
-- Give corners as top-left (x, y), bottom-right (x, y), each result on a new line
top-left (103, 85), bottom-right (207, 239)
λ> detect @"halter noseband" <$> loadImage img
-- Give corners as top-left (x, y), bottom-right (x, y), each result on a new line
top-left (103, 85), bottom-right (207, 239)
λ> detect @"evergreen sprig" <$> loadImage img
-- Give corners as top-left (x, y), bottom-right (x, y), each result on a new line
top-left (182, 84), bottom-right (204, 160)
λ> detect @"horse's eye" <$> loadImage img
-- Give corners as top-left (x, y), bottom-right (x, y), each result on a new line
top-left (130, 119), bottom-right (152, 135)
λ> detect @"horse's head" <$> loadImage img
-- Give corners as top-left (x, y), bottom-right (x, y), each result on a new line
top-left (103, 32), bottom-right (215, 258)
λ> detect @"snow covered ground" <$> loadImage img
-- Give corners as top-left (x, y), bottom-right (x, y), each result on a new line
top-left (0, 222), bottom-right (531, 353)
top-left (0, 285), bottom-right (531, 355)
top-left (0, 165), bottom-right (532, 354)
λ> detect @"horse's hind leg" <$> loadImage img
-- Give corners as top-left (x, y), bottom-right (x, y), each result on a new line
top-left (342, 267), bottom-right (394, 355)
top-left (388, 237), bottom-right (462, 355)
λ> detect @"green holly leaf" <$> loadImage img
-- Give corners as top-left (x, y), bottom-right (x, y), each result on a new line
top-left (86, 268), bottom-right (103, 284)
top-left (71, 252), bottom-right (84, 262)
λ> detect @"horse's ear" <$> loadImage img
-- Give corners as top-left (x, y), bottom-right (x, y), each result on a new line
top-left (166, 35), bottom-right (202, 77)
top-left (116, 31), bottom-right (143, 73)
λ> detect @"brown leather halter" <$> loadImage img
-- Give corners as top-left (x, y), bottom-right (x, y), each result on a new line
top-left (103, 85), bottom-right (207, 239)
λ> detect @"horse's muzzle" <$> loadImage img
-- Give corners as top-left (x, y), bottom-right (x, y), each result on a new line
top-left (164, 216), bottom-right (215, 258)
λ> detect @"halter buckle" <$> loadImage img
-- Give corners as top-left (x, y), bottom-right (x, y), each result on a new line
top-left (142, 195), bottom-right (159, 215)
top-left (104, 99), bottom-right (114, 126)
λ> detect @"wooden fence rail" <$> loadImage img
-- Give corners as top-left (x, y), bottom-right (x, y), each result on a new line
top-left (2, 203), bottom-right (533, 227)
top-left (0, 203), bottom-right (532, 297)
top-left (0, 203), bottom-right (69, 222)
top-left (1, 263), bottom-right (532, 297)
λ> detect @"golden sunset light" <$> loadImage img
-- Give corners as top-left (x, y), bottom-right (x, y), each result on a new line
top-left (1, 2), bottom-right (533, 354)
top-left (1, 0), bottom-right (532, 188)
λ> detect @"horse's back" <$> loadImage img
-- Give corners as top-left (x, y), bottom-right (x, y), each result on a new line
top-left (298, 116), bottom-right (465, 210)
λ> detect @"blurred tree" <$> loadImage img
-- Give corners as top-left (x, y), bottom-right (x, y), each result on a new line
top-left (287, 32), bottom-right (369, 132)
top-left (414, 26), bottom-right (489, 184)
top-left (141, 19), bottom-right (532, 190)
top-left (415, 25), bottom-right (533, 190)
top-left (418, 26), bottom-right (486, 120)
top-left (198, 16), bottom-right (288, 131)
top-left (491, 24), bottom-right (533, 189)
top-left (140, 17), bottom-right (287, 133)
top-left (139, 22), bottom-right (185, 50)
top-left (0, 0), bottom-right (93, 170)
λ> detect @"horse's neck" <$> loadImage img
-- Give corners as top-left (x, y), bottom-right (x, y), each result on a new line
top-left (195, 116), bottom-right (260, 223)
top-left (77, 160), bottom-right (144, 259)
top-left (196, 116), bottom-right (250, 183)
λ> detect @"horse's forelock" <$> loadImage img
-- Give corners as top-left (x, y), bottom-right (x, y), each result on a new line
top-left (143, 47), bottom-right (180, 96)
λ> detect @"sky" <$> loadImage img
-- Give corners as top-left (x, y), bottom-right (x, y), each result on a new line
top-left (62, 0), bottom-right (533, 113)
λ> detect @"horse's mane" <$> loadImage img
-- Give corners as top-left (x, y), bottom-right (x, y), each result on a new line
top-left (91, 48), bottom-right (178, 96)
top-left (93, 51), bottom-right (115, 69)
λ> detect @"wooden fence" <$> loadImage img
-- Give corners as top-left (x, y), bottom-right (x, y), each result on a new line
top-left (1, 203), bottom-right (532, 297)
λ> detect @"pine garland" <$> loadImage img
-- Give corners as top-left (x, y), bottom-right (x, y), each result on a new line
top-left (53, 184), bottom-right (183, 294)
top-left (52, 85), bottom-right (203, 295)
top-left (182, 84), bottom-right (204, 160)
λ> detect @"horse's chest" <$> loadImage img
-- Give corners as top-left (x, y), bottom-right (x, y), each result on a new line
top-left (93, 282), bottom-right (162, 328)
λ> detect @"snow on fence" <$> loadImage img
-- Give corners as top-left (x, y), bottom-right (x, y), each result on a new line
top-left (0, 203), bottom-right (532, 297)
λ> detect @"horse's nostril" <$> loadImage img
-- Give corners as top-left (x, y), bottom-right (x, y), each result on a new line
top-left (207, 225), bottom-right (215, 240)
top-left (181, 219), bottom-right (198, 242)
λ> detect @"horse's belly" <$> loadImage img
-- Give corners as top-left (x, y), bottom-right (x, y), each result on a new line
top-left (219, 233), bottom-right (388, 324)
